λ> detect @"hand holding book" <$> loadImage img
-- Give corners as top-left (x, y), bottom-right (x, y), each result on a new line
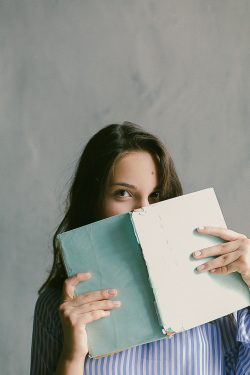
top-left (194, 226), bottom-right (250, 287)
top-left (58, 273), bottom-right (121, 362)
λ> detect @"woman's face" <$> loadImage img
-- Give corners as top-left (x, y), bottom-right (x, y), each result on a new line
top-left (98, 151), bottom-right (160, 219)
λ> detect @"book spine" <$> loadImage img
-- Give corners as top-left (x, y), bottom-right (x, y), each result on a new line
top-left (130, 212), bottom-right (169, 336)
top-left (129, 212), bottom-right (141, 244)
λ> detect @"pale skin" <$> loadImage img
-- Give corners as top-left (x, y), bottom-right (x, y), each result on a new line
top-left (56, 151), bottom-right (250, 374)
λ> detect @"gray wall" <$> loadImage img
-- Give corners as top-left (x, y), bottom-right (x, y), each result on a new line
top-left (0, 1), bottom-right (249, 373)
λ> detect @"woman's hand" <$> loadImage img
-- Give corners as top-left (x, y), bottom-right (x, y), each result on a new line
top-left (193, 226), bottom-right (250, 288)
top-left (59, 272), bottom-right (122, 361)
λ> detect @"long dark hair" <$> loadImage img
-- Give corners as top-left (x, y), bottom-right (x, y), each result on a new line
top-left (39, 122), bottom-right (183, 294)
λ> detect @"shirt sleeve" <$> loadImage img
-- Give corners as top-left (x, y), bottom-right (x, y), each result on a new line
top-left (30, 287), bottom-right (64, 375)
top-left (236, 307), bottom-right (250, 347)
top-left (234, 307), bottom-right (250, 375)
top-left (217, 307), bottom-right (250, 375)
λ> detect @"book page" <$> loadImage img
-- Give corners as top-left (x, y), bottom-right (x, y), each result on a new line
top-left (131, 188), bottom-right (250, 333)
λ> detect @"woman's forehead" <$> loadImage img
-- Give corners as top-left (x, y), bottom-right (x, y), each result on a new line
top-left (107, 151), bottom-right (159, 185)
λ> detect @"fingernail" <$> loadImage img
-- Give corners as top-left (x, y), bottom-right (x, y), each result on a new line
top-left (197, 264), bottom-right (205, 271)
top-left (107, 289), bottom-right (117, 295)
top-left (112, 301), bottom-right (121, 306)
top-left (197, 226), bottom-right (205, 231)
top-left (194, 250), bottom-right (202, 257)
top-left (85, 272), bottom-right (92, 278)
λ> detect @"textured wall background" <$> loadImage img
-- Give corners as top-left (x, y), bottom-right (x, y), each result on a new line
top-left (0, 1), bottom-right (249, 373)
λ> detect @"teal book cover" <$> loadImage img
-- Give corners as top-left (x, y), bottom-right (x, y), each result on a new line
top-left (57, 213), bottom-right (166, 359)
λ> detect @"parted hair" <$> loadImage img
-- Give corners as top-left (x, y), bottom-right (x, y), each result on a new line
top-left (39, 121), bottom-right (183, 294)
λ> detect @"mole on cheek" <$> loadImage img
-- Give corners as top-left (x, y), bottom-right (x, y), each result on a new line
top-left (151, 171), bottom-right (154, 175)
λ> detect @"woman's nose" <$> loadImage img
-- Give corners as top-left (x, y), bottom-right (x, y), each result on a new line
top-left (135, 198), bottom-right (150, 209)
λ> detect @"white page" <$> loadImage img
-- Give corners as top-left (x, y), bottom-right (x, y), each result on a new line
top-left (131, 188), bottom-right (250, 333)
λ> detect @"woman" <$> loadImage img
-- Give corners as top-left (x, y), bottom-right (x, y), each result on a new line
top-left (30, 122), bottom-right (250, 374)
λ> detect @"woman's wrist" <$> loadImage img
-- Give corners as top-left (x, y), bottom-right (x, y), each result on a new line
top-left (56, 350), bottom-right (86, 375)
top-left (60, 346), bottom-right (88, 362)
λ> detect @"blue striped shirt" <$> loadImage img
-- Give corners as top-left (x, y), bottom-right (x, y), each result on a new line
top-left (30, 286), bottom-right (250, 374)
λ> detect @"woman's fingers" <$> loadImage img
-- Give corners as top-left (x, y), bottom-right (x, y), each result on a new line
top-left (193, 239), bottom-right (241, 259)
top-left (59, 273), bottom-right (122, 357)
top-left (193, 228), bottom-right (250, 286)
top-left (70, 288), bottom-right (118, 306)
top-left (60, 273), bottom-right (121, 326)
top-left (195, 248), bottom-right (241, 273)
top-left (61, 272), bottom-right (92, 302)
top-left (72, 298), bottom-right (122, 313)
top-left (59, 289), bottom-right (121, 330)
top-left (59, 303), bottom-right (112, 327)
top-left (78, 310), bottom-right (111, 325)
top-left (196, 226), bottom-right (247, 241)
top-left (194, 226), bottom-right (248, 272)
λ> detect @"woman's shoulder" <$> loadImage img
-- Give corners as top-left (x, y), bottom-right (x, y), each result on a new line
top-left (30, 286), bottom-right (64, 372)
top-left (35, 284), bottom-right (62, 312)
top-left (33, 284), bottom-right (63, 336)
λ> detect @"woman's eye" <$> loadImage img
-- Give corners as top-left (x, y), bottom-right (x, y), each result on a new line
top-left (150, 191), bottom-right (160, 200)
top-left (114, 190), bottom-right (131, 198)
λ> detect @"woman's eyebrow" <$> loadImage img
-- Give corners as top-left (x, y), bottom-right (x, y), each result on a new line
top-left (110, 182), bottom-right (136, 189)
top-left (110, 182), bottom-right (160, 190)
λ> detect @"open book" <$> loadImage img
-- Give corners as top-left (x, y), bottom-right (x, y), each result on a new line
top-left (57, 188), bottom-right (250, 358)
